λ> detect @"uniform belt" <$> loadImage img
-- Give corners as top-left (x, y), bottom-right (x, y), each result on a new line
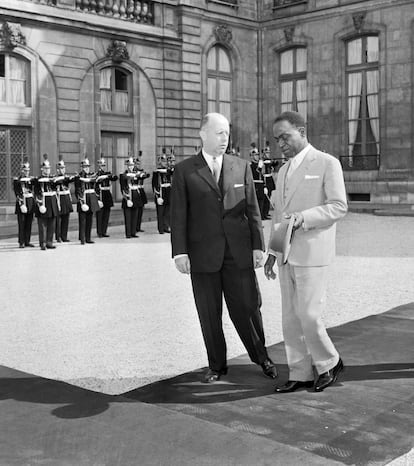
top-left (58, 190), bottom-right (70, 196)
top-left (161, 183), bottom-right (171, 187)
top-left (84, 189), bottom-right (95, 193)
top-left (43, 192), bottom-right (56, 196)
top-left (263, 174), bottom-right (272, 177)
top-left (100, 186), bottom-right (111, 190)
top-left (130, 186), bottom-right (139, 190)
top-left (254, 180), bottom-right (264, 183)
top-left (23, 193), bottom-right (33, 198)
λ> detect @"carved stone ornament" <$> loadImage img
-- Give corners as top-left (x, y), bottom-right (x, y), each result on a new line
top-left (106, 40), bottom-right (129, 63)
top-left (352, 12), bottom-right (366, 32)
top-left (1, 22), bottom-right (26, 49)
top-left (214, 24), bottom-right (232, 44)
top-left (284, 26), bottom-right (295, 43)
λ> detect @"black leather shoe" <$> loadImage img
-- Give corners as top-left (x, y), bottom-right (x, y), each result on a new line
top-left (86, 240), bottom-right (95, 244)
top-left (62, 239), bottom-right (70, 242)
top-left (25, 243), bottom-right (35, 247)
top-left (57, 239), bottom-right (62, 243)
top-left (19, 244), bottom-right (25, 248)
top-left (275, 380), bottom-right (314, 393)
top-left (164, 227), bottom-right (171, 233)
top-left (203, 367), bottom-right (228, 383)
top-left (46, 244), bottom-right (56, 249)
top-left (40, 245), bottom-right (46, 251)
top-left (314, 358), bottom-right (344, 392)
top-left (102, 234), bottom-right (110, 237)
top-left (261, 358), bottom-right (278, 379)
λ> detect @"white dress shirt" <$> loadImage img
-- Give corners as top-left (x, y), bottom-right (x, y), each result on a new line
top-left (286, 144), bottom-right (312, 180)
top-left (202, 149), bottom-right (223, 178)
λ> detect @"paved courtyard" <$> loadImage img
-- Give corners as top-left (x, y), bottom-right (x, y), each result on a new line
top-left (0, 212), bottom-right (413, 466)
top-left (0, 212), bottom-right (412, 394)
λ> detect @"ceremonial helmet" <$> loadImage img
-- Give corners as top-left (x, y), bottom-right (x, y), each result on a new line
top-left (125, 156), bottom-right (135, 166)
top-left (97, 157), bottom-right (106, 167)
top-left (80, 157), bottom-right (90, 167)
top-left (20, 156), bottom-right (30, 170)
top-left (56, 155), bottom-right (65, 169)
top-left (41, 153), bottom-right (51, 169)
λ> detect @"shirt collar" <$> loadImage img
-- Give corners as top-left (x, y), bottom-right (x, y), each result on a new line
top-left (290, 143), bottom-right (311, 168)
top-left (202, 149), bottom-right (223, 167)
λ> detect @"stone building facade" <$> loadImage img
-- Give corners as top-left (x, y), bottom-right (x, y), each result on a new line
top-left (0, 0), bottom-right (413, 206)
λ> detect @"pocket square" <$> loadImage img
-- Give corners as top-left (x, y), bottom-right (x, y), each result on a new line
top-left (234, 183), bottom-right (244, 188)
top-left (305, 175), bottom-right (320, 180)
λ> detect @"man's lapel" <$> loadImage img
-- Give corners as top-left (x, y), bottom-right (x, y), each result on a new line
top-left (283, 150), bottom-right (316, 208)
top-left (221, 154), bottom-right (234, 195)
top-left (194, 152), bottom-right (221, 195)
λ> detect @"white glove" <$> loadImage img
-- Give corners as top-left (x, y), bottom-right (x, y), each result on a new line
top-left (20, 204), bottom-right (27, 214)
top-left (98, 200), bottom-right (104, 209)
top-left (258, 160), bottom-right (264, 168)
top-left (264, 187), bottom-right (268, 195)
top-left (157, 197), bottom-right (164, 206)
top-left (39, 205), bottom-right (46, 214)
top-left (81, 203), bottom-right (89, 212)
top-left (127, 200), bottom-right (133, 208)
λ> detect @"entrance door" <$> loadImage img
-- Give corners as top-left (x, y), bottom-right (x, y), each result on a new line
top-left (0, 127), bottom-right (30, 203)
top-left (101, 132), bottom-right (132, 202)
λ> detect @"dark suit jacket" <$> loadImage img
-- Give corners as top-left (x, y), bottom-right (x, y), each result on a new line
top-left (171, 152), bottom-right (264, 273)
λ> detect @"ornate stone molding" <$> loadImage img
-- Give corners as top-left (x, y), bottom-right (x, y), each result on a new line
top-left (284, 26), bottom-right (295, 43)
top-left (106, 40), bottom-right (129, 63)
top-left (352, 12), bottom-right (366, 32)
top-left (214, 24), bottom-right (232, 44)
top-left (1, 22), bottom-right (26, 49)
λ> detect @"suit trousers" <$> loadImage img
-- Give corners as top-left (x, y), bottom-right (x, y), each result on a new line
top-left (96, 207), bottom-right (111, 236)
top-left (17, 212), bottom-right (33, 246)
top-left (56, 213), bottom-right (70, 241)
top-left (191, 248), bottom-right (268, 372)
top-left (38, 216), bottom-right (55, 246)
top-left (78, 211), bottom-right (93, 243)
top-left (136, 206), bottom-right (143, 231)
top-left (278, 264), bottom-right (339, 380)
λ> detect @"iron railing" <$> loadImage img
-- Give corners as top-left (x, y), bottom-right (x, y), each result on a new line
top-left (340, 154), bottom-right (380, 170)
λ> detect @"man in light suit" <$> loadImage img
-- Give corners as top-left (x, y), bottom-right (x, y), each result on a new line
top-left (264, 111), bottom-right (348, 393)
top-left (171, 112), bottom-right (277, 383)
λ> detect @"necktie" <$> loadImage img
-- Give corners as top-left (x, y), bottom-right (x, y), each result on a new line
top-left (212, 157), bottom-right (220, 183)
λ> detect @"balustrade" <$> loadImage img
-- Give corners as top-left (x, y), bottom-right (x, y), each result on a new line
top-left (20, 0), bottom-right (154, 24)
top-left (76, 0), bottom-right (154, 23)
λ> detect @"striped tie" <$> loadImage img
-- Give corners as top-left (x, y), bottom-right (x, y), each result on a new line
top-left (212, 157), bottom-right (220, 183)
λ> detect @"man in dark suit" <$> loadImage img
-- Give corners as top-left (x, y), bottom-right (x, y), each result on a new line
top-left (171, 112), bottom-right (277, 383)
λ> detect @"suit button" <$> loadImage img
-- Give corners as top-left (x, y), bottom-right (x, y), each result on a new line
top-left (218, 197), bottom-right (221, 201)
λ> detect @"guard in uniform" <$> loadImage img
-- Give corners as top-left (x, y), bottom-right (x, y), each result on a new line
top-left (33, 154), bottom-right (59, 250)
top-left (120, 157), bottom-right (140, 238)
top-left (95, 157), bottom-right (118, 238)
top-left (13, 157), bottom-right (35, 248)
top-left (74, 157), bottom-right (100, 245)
top-left (152, 148), bottom-right (173, 234)
top-left (133, 151), bottom-right (150, 233)
top-left (54, 156), bottom-right (74, 242)
top-left (250, 142), bottom-right (266, 220)
top-left (262, 141), bottom-right (277, 219)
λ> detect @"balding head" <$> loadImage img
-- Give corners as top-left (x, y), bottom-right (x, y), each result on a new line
top-left (199, 113), bottom-right (230, 157)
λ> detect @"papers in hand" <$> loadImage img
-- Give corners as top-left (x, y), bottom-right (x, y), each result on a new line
top-left (269, 215), bottom-right (295, 264)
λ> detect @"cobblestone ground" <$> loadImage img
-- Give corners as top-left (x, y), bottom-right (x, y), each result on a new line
top-left (0, 212), bottom-right (413, 395)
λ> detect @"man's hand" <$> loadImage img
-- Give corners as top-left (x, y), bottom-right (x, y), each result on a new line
top-left (175, 256), bottom-right (191, 274)
top-left (264, 255), bottom-right (277, 280)
top-left (285, 212), bottom-right (304, 230)
top-left (253, 250), bottom-right (263, 268)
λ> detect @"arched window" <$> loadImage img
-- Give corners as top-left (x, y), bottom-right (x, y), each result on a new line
top-left (279, 47), bottom-right (307, 118)
top-left (207, 45), bottom-right (232, 121)
top-left (0, 53), bottom-right (30, 106)
top-left (346, 35), bottom-right (379, 168)
top-left (100, 67), bottom-right (131, 114)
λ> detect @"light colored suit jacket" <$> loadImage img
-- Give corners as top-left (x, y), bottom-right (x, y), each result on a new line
top-left (269, 146), bottom-right (347, 266)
